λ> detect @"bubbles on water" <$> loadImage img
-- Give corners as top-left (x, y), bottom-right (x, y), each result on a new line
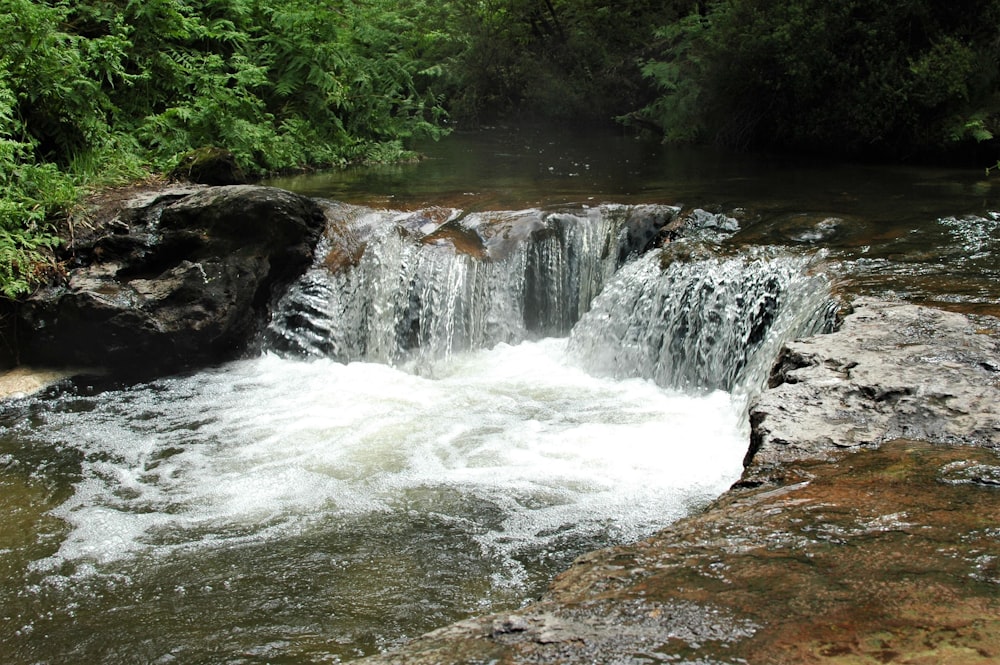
top-left (939, 213), bottom-right (1000, 261)
top-left (22, 341), bottom-right (746, 592)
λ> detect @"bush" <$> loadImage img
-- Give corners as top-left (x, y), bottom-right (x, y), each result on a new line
top-left (639, 0), bottom-right (1000, 158)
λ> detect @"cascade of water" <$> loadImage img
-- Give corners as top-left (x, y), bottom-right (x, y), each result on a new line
top-left (567, 246), bottom-right (837, 395)
top-left (267, 227), bottom-right (530, 365)
top-left (267, 203), bottom-right (835, 396)
top-left (266, 204), bottom-right (670, 365)
top-left (521, 210), bottom-right (624, 335)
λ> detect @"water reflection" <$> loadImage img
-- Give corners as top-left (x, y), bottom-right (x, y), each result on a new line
top-left (268, 125), bottom-right (998, 216)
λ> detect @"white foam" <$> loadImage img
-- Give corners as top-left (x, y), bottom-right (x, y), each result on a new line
top-left (32, 339), bottom-right (747, 579)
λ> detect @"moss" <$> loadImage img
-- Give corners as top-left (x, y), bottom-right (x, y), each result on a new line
top-left (170, 147), bottom-right (248, 186)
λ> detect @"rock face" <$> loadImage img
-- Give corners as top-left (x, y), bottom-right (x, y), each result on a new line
top-left (358, 298), bottom-right (1000, 665)
top-left (18, 185), bottom-right (326, 376)
top-left (746, 297), bottom-right (1000, 480)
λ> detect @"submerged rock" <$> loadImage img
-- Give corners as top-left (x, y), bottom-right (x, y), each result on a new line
top-left (18, 185), bottom-right (325, 376)
top-left (358, 299), bottom-right (1000, 665)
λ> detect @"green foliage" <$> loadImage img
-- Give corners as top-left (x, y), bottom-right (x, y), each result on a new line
top-left (445, 0), bottom-right (697, 123)
top-left (114, 0), bottom-right (453, 173)
top-left (637, 13), bottom-right (710, 143)
top-left (639, 0), bottom-right (1000, 158)
top-left (0, 139), bottom-right (68, 298)
top-left (0, 0), bottom-right (459, 297)
top-left (0, 48), bottom-right (70, 297)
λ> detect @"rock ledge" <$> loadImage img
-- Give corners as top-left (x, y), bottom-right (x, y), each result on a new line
top-left (15, 185), bottom-right (326, 377)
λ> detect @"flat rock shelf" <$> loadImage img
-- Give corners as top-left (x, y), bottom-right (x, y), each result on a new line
top-left (359, 298), bottom-right (1000, 665)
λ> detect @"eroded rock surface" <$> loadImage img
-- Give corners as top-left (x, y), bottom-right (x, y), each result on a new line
top-left (359, 299), bottom-right (1000, 665)
top-left (17, 185), bottom-right (325, 376)
top-left (747, 298), bottom-right (1000, 480)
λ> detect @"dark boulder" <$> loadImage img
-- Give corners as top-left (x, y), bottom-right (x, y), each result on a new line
top-left (170, 147), bottom-right (247, 186)
top-left (18, 185), bottom-right (326, 376)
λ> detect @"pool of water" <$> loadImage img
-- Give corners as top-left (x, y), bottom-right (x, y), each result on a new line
top-left (1, 341), bottom-right (747, 664)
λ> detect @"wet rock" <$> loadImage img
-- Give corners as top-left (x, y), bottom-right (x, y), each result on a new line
top-left (610, 203), bottom-right (684, 261)
top-left (421, 222), bottom-right (487, 258)
top-left (0, 366), bottom-right (84, 400)
top-left (358, 299), bottom-right (1000, 665)
top-left (746, 297), bottom-right (1000, 479)
top-left (466, 209), bottom-right (548, 261)
top-left (17, 185), bottom-right (326, 376)
top-left (679, 207), bottom-right (740, 235)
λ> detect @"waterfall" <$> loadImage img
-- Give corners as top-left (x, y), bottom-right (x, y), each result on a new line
top-left (267, 223), bottom-right (531, 364)
top-left (267, 203), bottom-right (835, 393)
top-left (11, 200), bottom-right (838, 665)
top-left (567, 246), bottom-right (837, 395)
top-left (266, 204), bottom-right (679, 365)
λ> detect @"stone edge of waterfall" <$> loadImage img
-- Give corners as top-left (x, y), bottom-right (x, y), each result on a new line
top-left (744, 297), bottom-right (1000, 479)
top-left (354, 297), bottom-right (1000, 665)
top-left (2, 184), bottom-right (327, 380)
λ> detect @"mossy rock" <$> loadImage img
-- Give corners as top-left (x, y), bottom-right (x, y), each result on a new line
top-left (171, 147), bottom-right (247, 186)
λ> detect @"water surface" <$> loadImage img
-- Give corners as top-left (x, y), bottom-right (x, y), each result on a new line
top-left (272, 124), bottom-right (1000, 313)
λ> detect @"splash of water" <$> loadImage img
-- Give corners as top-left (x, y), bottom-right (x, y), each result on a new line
top-left (19, 342), bottom-right (746, 581)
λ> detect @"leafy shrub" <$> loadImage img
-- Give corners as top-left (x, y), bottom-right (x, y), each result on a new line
top-left (639, 0), bottom-right (1000, 158)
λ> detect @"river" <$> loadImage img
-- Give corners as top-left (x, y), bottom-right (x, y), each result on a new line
top-left (2, 125), bottom-right (999, 664)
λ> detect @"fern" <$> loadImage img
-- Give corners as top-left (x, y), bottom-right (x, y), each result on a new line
top-left (0, 0), bottom-right (462, 296)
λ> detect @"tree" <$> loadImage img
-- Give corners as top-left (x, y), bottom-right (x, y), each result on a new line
top-left (445, 0), bottom-right (696, 123)
top-left (639, 0), bottom-right (1000, 159)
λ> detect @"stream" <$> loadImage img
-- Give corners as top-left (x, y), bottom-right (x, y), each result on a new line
top-left (2, 125), bottom-right (1000, 664)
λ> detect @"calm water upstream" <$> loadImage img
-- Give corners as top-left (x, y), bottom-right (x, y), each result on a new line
top-left (2, 125), bottom-right (999, 664)
top-left (273, 124), bottom-right (1000, 314)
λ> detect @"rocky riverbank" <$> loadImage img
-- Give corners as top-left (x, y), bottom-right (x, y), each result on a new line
top-left (4, 182), bottom-right (999, 663)
top-left (9, 185), bottom-right (326, 377)
top-left (358, 298), bottom-right (1000, 665)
